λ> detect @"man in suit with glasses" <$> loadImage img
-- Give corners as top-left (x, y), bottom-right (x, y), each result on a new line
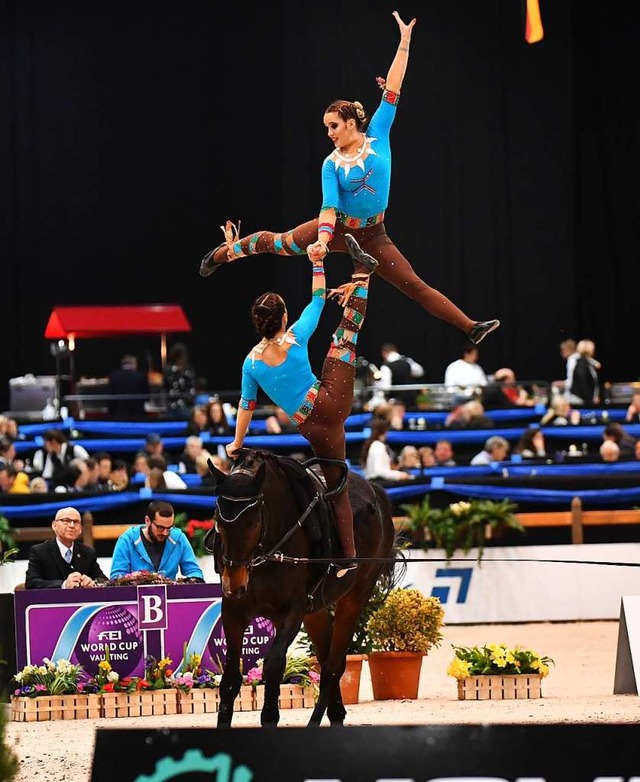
top-left (25, 506), bottom-right (107, 589)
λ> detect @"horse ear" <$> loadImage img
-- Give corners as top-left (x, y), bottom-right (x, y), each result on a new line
top-left (207, 457), bottom-right (228, 489)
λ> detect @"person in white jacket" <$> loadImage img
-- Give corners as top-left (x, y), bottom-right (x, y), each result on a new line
top-left (360, 418), bottom-right (414, 482)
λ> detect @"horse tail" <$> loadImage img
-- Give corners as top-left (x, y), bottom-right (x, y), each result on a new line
top-left (369, 480), bottom-right (408, 593)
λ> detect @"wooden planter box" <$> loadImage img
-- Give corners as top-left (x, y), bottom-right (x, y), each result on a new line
top-left (457, 674), bottom-right (543, 700)
top-left (177, 688), bottom-right (220, 714)
top-left (11, 694), bottom-right (101, 722)
top-left (102, 689), bottom-right (178, 718)
top-left (253, 684), bottom-right (316, 710)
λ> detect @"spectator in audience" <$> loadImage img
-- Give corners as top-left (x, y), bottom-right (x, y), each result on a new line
top-left (512, 426), bottom-right (547, 460)
top-left (265, 405), bottom-right (298, 434)
top-left (602, 422), bottom-right (637, 459)
top-left (147, 467), bottom-right (168, 491)
top-left (186, 404), bottom-right (210, 436)
top-left (110, 500), bottom-right (204, 581)
top-left (625, 391), bottom-right (640, 424)
top-left (176, 435), bottom-right (205, 474)
top-left (145, 455), bottom-right (187, 489)
top-left (635, 439), bottom-right (640, 461)
top-left (29, 476), bottom-right (49, 493)
top-left (443, 344), bottom-right (488, 393)
top-left (110, 459), bottom-right (131, 490)
top-left (540, 395), bottom-right (581, 426)
top-left (418, 446), bottom-right (436, 469)
top-left (205, 398), bottom-right (233, 436)
top-left (433, 439), bottom-right (457, 467)
top-left (54, 458), bottom-right (92, 493)
top-left (360, 419), bottom-right (414, 483)
top-left (163, 342), bottom-right (197, 418)
top-left (376, 342), bottom-right (425, 408)
top-left (31, 428), bottom-right (90, 489)
top-left (83, 457), bottom-right (101, 490)
top-left (482, 368), bottom-right (533, 409)
top-left (568, 339), bottom-right (601, 405)
top-left (0, 463), bottom-right (30, 494)
top-left (107, 354), bottom-right (150, 419)
top-left (397, 445), bottom-right (421, 470)
top-left (0, 415), bottom-right (19, 440)
top-left (445, 398), bottom-right (494, 429)
top-left (558, 338), bottom-right (579, 401)
top-left (144, 433), bottom-right (165, 459)
top-left (92, 451), bottom-right (114, 490)
top-left (195, 451), bottom-right (229, 487)
top-left (388, 399), bottom-right (407, 431)
top-left (599, 440), bottom-right (620, 463)
top-left (0, 437), bottom-right (14, 468)
top-left (470, 435), bottom-right (510, 465)
top-left (25, 506), bottom-right (107, 589)
top-left (130, 452), bottom-right (149, 480)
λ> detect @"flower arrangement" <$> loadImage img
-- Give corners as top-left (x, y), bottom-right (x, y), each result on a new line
top-left (174, 516), bottom-right (215, 558)
top-left (402, 496), bottom-right (524, 563)
top-left (98, 570), bottom-right (176, 587)
top-left (243, 653), bottom-right (320, 690)
top-left (447, 643), bottom-right (555, 680)
top-left (144, 654), bottom-right (174, 689)
top-left (365, 587), bottom-right (445, 654)
top-left (169, 645), bottom-right (222, 693)
top-left (12, 658), bottom-right (85, 698)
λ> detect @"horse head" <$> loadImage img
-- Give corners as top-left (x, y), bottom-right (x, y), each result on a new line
top-left (209, 451), bottom-right (267, 599)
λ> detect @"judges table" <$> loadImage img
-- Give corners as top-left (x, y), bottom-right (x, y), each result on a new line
top-left (14, 583), bottom-right (275, 679)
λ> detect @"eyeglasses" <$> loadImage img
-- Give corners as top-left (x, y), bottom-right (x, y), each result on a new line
top-left (56, 518), bottom-right (82, 526)
top-left (150, 519), bottom-right (174, 533)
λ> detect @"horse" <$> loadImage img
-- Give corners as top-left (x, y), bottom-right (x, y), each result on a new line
top-left (205, 447), bottom-right (398, 728)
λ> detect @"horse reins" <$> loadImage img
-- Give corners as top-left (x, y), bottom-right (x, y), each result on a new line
top-left (216, 488), bottom-right (323, 569)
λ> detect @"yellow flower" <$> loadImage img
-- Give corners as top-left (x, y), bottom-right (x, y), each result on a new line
top-left (447, 658), bottom-right (472, 680)
top-left (98, 661), bottom-right (111, 671)
top-left (158, 657), bottom-right (172, 669)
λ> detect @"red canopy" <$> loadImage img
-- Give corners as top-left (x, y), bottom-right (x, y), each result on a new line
top-left (44, 305), bottom-right (191, 339)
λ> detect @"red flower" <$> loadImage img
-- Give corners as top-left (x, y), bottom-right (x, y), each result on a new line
top-left (102, 683), bottom-right (115, 693)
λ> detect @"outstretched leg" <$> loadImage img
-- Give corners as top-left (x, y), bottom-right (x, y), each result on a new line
top-left (200, 219), bottom-right (320, 276)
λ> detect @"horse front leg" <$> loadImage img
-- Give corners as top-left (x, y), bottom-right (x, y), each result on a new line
top-left (217, 604), bottom-right (248, 729)
top-left (260, 614), bottom-right (305, 727)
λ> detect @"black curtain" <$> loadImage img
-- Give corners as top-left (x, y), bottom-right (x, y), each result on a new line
top-left (1, 0), bottom-right (638, 409)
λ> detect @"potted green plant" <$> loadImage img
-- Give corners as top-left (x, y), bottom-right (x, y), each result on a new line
top-left (365, 587), bottom-right (445, 700)
top-left (401, 496), bottom-right (524, 564)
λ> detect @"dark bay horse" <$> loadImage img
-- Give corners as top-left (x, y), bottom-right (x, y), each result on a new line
top-left (206, 448), bottom-right (398, 727)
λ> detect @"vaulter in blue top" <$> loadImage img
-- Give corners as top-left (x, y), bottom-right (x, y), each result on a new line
top-left (200, 11), bottom-right (499, 347)
top-left (227, 238), bottom-right (378, 577)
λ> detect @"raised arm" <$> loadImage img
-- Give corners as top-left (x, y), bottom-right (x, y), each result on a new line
top-left (383, 10), bottom-right (417, 95)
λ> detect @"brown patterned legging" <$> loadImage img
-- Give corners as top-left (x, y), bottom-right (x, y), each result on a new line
top-left (295, 274), bottom-right (371, 560)
top-left (212, 218), bottom-right (476, 334)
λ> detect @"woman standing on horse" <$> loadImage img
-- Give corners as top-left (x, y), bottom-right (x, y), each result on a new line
top-left (200, 10), bottom-right (499, 346)
top-left (225, 237), bottom-right (378, 577)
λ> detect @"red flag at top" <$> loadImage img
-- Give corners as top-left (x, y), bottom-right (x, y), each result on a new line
top-left (525, 0), bottom-right (544, 43)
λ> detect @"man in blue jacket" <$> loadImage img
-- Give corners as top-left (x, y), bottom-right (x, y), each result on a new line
top-left (110, 500), bottom-right (205, 581)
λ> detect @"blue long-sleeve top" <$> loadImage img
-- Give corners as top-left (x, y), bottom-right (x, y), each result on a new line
top-left (239, 295), bottom-right (326, 419)
top-left (321, 95), bottom-right (397, 219)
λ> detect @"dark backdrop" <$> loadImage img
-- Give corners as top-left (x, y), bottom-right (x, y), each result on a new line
top-left (2, 0), bottom-right (638, 410)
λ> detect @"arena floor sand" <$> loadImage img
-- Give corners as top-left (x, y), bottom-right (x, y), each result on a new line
top-left (5, 620), bottom-right (638, 781)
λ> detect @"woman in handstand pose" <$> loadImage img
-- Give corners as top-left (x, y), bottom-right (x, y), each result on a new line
top-left (201, 10), bottom-right (499, 345)
top-left (225, 237), bottom-right (377, 577)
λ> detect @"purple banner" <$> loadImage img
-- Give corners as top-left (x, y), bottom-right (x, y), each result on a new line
top-left (14, 584), bottom-right (276, 679)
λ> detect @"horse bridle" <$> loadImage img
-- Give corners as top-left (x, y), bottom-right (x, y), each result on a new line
top-left (215, 476), bottom-right (322, 569)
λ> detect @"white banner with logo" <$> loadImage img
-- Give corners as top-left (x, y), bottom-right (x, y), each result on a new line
top-left (399, 543), bottom-right (640, 623)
